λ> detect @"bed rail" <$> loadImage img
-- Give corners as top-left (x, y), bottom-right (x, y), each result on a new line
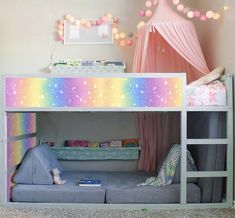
top-left (3, 73), bottom-right (186, 112)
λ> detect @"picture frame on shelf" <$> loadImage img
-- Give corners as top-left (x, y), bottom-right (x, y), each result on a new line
top-left (64, 20), bottom-right (114, 45)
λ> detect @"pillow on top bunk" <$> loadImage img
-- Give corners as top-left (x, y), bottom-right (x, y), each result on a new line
top-left (13, 144), bottom-right (63, 185)
top-left (188, 66), bottom-right (225, 87)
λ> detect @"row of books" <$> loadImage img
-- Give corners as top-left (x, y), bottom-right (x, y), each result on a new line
top-left (64, 139), bottom-right (139, 148)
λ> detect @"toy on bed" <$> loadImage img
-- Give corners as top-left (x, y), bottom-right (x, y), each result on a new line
top-left (52, 168), bottom-right (66, 185)
top-left (187, 67), bottom-right (226, 106)
top-left (189, 67), bottom-right (225, 87)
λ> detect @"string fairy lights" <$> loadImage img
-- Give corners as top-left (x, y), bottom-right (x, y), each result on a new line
top-left (56, 0), bottom-right (228, 46)
top-left (171, 0), bottom-right (221, 21)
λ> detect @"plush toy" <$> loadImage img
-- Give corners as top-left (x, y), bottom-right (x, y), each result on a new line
top-left (52, 168), bottom-right (66, 185)
top-left (189, 66), bottom-right (225, 87)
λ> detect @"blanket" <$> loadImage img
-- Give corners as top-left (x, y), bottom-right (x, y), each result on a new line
top-left (138, 144), bottom-right (196, 187)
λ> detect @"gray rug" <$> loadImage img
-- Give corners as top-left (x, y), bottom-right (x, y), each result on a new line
top-left (0, 207), bottom-right (235, 218)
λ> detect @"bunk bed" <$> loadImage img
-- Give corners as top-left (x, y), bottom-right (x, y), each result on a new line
top-left (1, 72), bottom-right (233, 209)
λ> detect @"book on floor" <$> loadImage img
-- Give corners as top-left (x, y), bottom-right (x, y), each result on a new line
top-left (79, 179), bottom-right (101, 187)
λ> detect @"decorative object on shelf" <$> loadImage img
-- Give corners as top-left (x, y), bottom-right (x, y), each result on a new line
top-left (50, 59), bottom-right (126, 73)
top-left (122, 139), bottom-right (139, 147)
top-left (56, 13), bottom-right (136, 47)
top-left (62, 17), bottom-right (113, 44)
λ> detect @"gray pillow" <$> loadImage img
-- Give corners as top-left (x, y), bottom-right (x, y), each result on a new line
top-left (173, 158), bottom-right (197, 183)
top-left (13, 144), bottom-right (63, 185)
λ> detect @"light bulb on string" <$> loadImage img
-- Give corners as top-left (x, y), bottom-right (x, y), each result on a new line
top-left (206, 11), bottom-right (214, 19)
top-left (172, 0), bottom-right (180, 5)
top-left (213, 13), bottom-right (221, 20)
top-left (145, 1), bottom-right (152, 8)
top-left (177, 4), bottom-right (184, 11)
top-left (187, 11), bottom-right (194, 19)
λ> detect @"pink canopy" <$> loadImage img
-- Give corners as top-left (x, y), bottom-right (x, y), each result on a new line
top-left (133, 0), bottom-right (210, 172)
top-left (133, 0), bottom-right (210, 83)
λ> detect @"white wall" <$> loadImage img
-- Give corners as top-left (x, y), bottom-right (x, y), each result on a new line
top-left (37, 112), bottom-right (138, 171)
top-left (37, 112), bottom-right (137, 146)
top-left (0, 0), bottom-right (145, 74)
top-left (195, 0), bottom-right (235, 72)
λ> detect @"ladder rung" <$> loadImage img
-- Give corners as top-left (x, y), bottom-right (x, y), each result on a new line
top-left (187, 171), bottom-right (228, 178)
top-left (187, 106), bottom-right (229, 112)
top-left (187, 139), bottom-right (228, 145)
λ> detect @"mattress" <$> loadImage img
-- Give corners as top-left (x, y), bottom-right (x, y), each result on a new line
top-left (12, 171), bottom-right (201, 204)
top-left (187, 81), bottom-right (226, 106)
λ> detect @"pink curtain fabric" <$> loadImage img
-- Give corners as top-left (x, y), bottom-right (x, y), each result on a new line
top-left (137, 112), bottom-right (180, 172)
top-left (155, 22), bottom-right (210, 78)
top-left (133, 29), bottom-right (205, 82)
top-left (133, 0), bottom-right (210, 172)
top-left (132, 0), bottom-right (210, 83)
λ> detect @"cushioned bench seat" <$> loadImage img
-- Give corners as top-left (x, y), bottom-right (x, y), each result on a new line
top-left (12, 171), bottom-right (201, 204)
top-left (106, 183), bottom-right (200, 204)
top-left (12, 171), bottom-right (106, 203)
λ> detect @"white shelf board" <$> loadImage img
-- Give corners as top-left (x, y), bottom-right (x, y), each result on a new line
top-left (187, 171), bottom-right (228, 178)
top-left (187, 139), bottom-right (228, 145)
top-left (4, 107), bottom-right (183, 112)
top-left (187, 106), bottom-right (229, 112)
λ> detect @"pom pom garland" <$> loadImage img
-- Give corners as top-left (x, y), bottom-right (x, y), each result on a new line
top-left (145, 1), bottom-right (152, 8)
top-left (145, 10), bottom-right (152, 18)
top-left (57, 0), bottom-right (223, 46)
top-left (171, 0), bottom-right (221, 21)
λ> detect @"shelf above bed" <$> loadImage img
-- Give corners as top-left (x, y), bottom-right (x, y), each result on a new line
top-left (50, 147), bottom-right (140, 160)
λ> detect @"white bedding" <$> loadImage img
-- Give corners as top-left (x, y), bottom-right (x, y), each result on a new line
top-left (187, 81), bottom-right (226, 106)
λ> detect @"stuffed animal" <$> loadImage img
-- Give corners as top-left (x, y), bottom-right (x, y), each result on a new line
top-left (52, 168), bottom-right (66, 185)
top-left (189, 66), bottom-right (225, 87)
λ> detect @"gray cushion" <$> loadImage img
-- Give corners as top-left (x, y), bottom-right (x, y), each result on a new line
top-left (101, 172), bottom-right (200, 204)
top-left (12, 171), bottom-right (105, 203)
top-left (12, 171), bottom-right (201, 204)
top-left (13, 144), bottom-right (63, 185)
top-left (106, 184), bottom-right (201, 204)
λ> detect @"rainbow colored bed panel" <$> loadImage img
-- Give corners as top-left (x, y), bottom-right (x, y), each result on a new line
top-left (5, 76), bottom-right (183, 108)
top-left (7, 137), bottom-right (37, 167)
top-left (7, 136), bottom-right (36, 200)
top-left (7, 113), bottom-right (36, 137)
top-left (7, 112), bottom-right (37, 200)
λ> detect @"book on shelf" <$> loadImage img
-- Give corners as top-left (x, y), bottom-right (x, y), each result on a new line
top-left (79, 179), bottom-right (101, 187)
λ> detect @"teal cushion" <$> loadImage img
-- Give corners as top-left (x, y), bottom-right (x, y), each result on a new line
top-left (13, 144), bottom-right (63, 185)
